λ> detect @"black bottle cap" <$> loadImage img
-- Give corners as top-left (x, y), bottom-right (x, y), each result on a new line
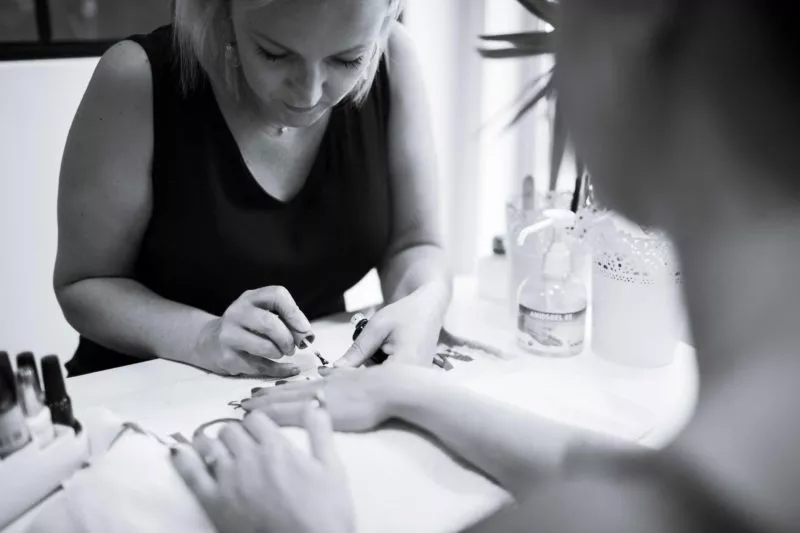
top-left (0, 351), bottom-right (14, 401)
top-left (492, 235), bottom-right (506, 256)
top-left (0, 356), bottom-right (15, 410)
top-left (41, 354), bottom-right (68, 404)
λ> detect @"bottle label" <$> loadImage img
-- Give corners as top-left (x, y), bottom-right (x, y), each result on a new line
top-left (517, 304), bottom-right (586, 355)
top-left (0, 408), bottom-right (32, 457)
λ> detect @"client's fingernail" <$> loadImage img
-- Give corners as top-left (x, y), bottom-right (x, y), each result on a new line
top-left (169, 446), bottom-right (180, 457)
top-left (251, 387), bottom-right (264, 394)
top-left (298, 340), bottom-right (308, 349)
top-left (304, 333), bottom-right (315, 345)
top-left (275, 380), bottom-right (288, 386)
top-left (318, 366), bottom-right (332, 376)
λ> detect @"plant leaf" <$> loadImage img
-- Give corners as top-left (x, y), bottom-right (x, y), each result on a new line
top-left (570, 158), bottom-right (586, 212)
top-left (477, 68), bottom-right (555, 135)
top-left (549, 97), bottom-right (567, 191)
top-left (478, 45), bottom-right (554, 58)
top-left (508, 74), bottom-right (554, 127)
top-left (478, 31), bottom-right (553, 49)
top-left (516, 0), bottom-right (558, 26)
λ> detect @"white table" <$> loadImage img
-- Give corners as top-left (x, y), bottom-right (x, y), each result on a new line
top-left (8, 276), bottom-right (698, 533)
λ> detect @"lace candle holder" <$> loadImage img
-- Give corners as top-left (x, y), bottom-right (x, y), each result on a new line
top-left (588, 217), bottom-right (688, 367)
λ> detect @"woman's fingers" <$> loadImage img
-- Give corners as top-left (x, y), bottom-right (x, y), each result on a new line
top-left (241, 410), bottom-right (283, 444)
top-left (336, 320), bottom-right (388, 368)
top-left (218, 421), bottom-right (255, 459)
top-left (235, 306), bottom-right (297, 356)
top-left (244, 401), bottom-right (307, 427)
top-left (304, 400), bottom-right (341, 470)
top-left (243, 388), bottom-right (315, 411)
top-left (170, 445), bottom-right (218, 505)
top-left (251, 378), bottom-right (319, 398)
top-left (237, 352), bottom-right (301, 378)
top-left (247, 286), bottom-right (314, 346)
top-left (222, 325), bottom-right (284, 360)
top-left (193, 433), bottom-right (234, 477)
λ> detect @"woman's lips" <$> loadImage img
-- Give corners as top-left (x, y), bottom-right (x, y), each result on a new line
top-left (283, 102), bottom-right (318, 114)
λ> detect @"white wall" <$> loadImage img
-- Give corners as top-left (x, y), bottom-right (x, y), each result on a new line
top-left (404, 0), bottom-right (485, 274)
top-left (0, 57), bottom-right (98, 359)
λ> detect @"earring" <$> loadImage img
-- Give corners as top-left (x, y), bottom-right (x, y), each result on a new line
top-left (223, 42), bottom-right (240, 97)
top-left (224, 42), bottom-right (240, 68)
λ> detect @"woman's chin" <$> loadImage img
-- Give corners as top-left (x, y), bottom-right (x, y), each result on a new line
top-left (274, 105), bottom-right (330, 129)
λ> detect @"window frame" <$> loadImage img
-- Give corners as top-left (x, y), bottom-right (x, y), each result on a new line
top-left (0, 0), bottom-right (162, 61)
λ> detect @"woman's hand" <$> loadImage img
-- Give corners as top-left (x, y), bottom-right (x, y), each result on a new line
top-left (241, 365), bottom-right (437, 431)
top-left (171, 409), bottom-right (354, 533)
top-left (193, 286), bottom-right (315, 377)
top-left (338, 282), bottom-right (449, 368)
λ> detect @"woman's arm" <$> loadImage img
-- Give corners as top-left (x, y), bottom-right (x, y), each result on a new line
top-left (379, 22), bottom-right (451, 308)
top-left (54, 40), bottom-right (214, 366)
top-left (247, 366), bottom-right (639, 498)
top-left (385, 374), bottom-right (639, 498)
top-left (54, 42), bottom-right (307, 376)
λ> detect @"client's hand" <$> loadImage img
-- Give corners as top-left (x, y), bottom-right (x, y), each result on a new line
top-left (241, 366), bottom-right (435, 432)
top-left (171, 409), bottom-right (354, 533)
top-left (337, 282), bottom-right (449, 368)
top-left (193, 286), bottom-right (314, 377)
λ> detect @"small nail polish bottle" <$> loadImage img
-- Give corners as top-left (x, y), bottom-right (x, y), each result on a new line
top-left (350, 313), bottom-right (389, 364)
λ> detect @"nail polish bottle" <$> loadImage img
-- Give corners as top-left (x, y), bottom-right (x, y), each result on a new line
top-left (16, 365), bottom-right (55, 447)
top-left (41, 355), bottom-right (81, 433)
top-left (0, 352), bottom-right (32, 459)
top-left (350, 313), bottom-right (389, 364)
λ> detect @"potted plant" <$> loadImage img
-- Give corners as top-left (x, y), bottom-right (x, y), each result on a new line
top-left (478, 0), bottom-right (586, 210)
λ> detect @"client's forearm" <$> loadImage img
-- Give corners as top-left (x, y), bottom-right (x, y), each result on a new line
top-left (388, 380), bottom-right (632, 499)
top-left (56, 277), bottom-right (215, 365)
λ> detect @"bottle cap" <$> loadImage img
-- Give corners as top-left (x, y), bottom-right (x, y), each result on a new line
top-left (0, 367), bottom-right (15, 411)
top-left (492, 235), bottom-right (506, 256)
top-left (0, 351), bottom-right (15, 403)
top-left (350, 313), bottom-right (367, 326)
top-left (16, 351), bottom-right (43, 398)
top-left (41, 355), bottom-right (68, 404)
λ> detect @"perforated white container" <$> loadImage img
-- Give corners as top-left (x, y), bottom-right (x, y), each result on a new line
top-left (588, 216), bottom-right (688, 368)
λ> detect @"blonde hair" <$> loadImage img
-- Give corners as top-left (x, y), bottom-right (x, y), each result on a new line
top-left (173, 0), bottom-right (405, 106)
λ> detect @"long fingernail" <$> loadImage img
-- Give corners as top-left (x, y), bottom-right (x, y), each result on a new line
top-left (275, 380), bottom-right (288, 386)
top-left (298, 340), bottom-right (308, 349)
top-left (318, 366), bottom-right (332, 376)
top-left (251, 387), bottom-right (264, 394)
top-left (304, 333), bottom-right (315, 345)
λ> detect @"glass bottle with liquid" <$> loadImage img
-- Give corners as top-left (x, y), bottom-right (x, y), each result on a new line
top-left (515, 209), bottom-right (587, 357)
top-left (0, 352), bottom-right (32, 458)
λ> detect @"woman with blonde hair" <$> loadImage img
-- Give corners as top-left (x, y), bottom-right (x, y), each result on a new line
top-left (54, 0), bottom-right (450, 377)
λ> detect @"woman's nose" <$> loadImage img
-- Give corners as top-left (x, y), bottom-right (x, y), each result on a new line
top-left (287, 62), bottom-right (325, 106)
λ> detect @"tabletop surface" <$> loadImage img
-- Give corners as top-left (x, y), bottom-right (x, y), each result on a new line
top-left (6, 277), bottom-right (698, 533)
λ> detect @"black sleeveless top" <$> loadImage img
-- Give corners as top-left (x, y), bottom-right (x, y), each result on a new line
top-left (66, 25), bottom-right (393, 376)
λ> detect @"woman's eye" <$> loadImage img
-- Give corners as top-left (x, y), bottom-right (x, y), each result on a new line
top-left (335, 56), bottom-right (364, 70)
top-left (257, 48), bottom-right (289, 62)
